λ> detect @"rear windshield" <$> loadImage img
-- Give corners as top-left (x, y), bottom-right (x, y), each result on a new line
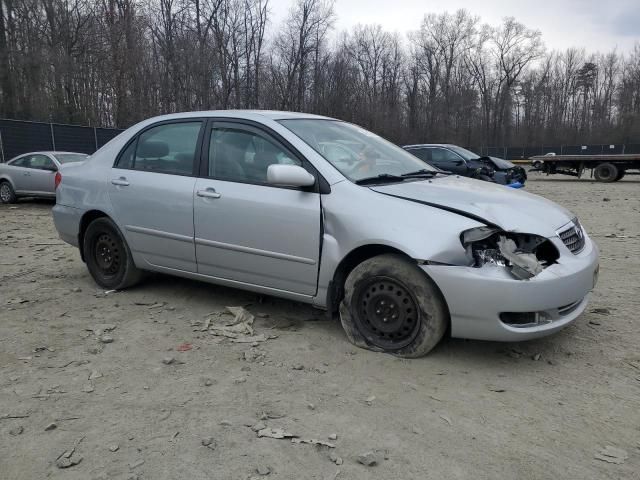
top-left (54, 153), bottom-right (88, 164)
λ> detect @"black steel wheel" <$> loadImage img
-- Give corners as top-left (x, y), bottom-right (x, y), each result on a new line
top-left (353, 276), bottom-right (420, 350)
top-left (83, 217), bottom-right (142, 289)
top-left (340, 253), bottom-right (449, 357)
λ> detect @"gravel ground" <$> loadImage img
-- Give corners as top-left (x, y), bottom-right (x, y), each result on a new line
top-left (1, 175), bottom-right (639, 480)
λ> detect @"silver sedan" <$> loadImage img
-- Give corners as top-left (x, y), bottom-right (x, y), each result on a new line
top-left (52, 111), bottom-right (599, 357)
top-left (0, 151), bottom-right (88, 203)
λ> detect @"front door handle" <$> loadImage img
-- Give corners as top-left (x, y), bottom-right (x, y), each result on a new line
top-left (111, 177), bottom-right (130, 186)
top-left (197, 188), bottom-right (221, 199)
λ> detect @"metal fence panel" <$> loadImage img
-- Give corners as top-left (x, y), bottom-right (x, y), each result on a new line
top-left (96, 127), bottom-right (123, 148)
top-left (52, 124), bottom-right (97, 154)
top-left (0, 119), bottom-right (123, 162)
top-left (0, 119), bottom-right (53, 161)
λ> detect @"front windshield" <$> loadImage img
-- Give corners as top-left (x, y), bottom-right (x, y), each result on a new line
top-left (447, 145), bottom-right (480, 161)
top-left (279, 119), bottom-right (436, 181)
top-left (54, 153), bottom-right (89, 164)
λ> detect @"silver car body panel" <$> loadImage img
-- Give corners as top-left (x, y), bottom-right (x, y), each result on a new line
top-left (53, 110), bottom-right (599, 342)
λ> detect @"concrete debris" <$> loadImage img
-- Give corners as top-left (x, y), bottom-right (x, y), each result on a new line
top-left (292, 438), bottom-right (336, 448)
top-left (328, 433), bottom-right (337, 440)
top-left (208, 306), bottom-right (256, 339)
top-left (99, 334), bottom-right (114, 343)
top-left (89, 370), bottom-right (103, 380)
top-left (162, 357), bottom-right (179, 365)
top-left (129, 459), bottom-right (145, 470)
top-left (55, 437), bottom-right (84, 469)
top-left (109, 445), bottom-right (119, 452)
top-left (9, 426), bottom-right (24, 436)
top-left (82, 383), bottom-right (95, 393)
top-left (44, 422), bottom-right (57, 431)
top-left (365, 395), bottom-right (376, 405)
top-left (440, 414), bottom-right (452, 425)
top-left (356, 451), bottom-right (380, 466)
top-left (307, 403), bottom-right (316, 410)
top-left (256, 465), bottom-right (271, 475)
top-left (201, 437), bottom-right (217, 450)
top-left (292, 364), bottom-right (304, 370)
top-left (532, 353), bottom-right (542, 361)
top-left (594, 446), bottom-right (628, 464)
top-left (329, 452), bottom-right (343, 465)
top-left (251, 422), bottom-right (267, 432)
top-left (591, 308), bottom-right (611, 315)
top-left (87, 324), bottom-right (116, 337)
top-left (257, 427), bottom-right (297, 439)
top-left (244, 348), bottom-right (266, 363)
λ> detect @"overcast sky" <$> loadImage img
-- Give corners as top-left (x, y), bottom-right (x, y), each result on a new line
top-left (271, 0), bottom-right (640, 53)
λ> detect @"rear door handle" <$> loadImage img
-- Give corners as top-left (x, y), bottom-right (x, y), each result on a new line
top-left (111, 177), bottom-right (129, 186)
top-left (197, 188), bottom-right (221, 199)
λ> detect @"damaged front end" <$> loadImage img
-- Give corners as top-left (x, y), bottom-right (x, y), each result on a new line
top-left (460, 227), bottom-right (559, 280)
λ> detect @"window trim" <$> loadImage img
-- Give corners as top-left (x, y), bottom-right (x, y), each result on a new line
top-left (113, 118), bottom-right (206, 177)
top-left (200, 118), bottom-right (329, 194)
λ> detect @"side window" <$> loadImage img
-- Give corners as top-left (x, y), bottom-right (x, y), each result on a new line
top-left (28, 155), bottom-right (56, 170)
top-left (209, 127), bottom-right (301, 183)
top-left (9, 156), bottom-right (28, 167)
top-left (116, 122), bottom-right (202, 175)
top-left (407, 148), bottom-right (431, 162)
top-left (430, 148), bottom-right (463, 167)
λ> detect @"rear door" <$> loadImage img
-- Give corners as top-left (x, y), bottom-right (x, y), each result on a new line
top-left (108, 120), bottom-right (204, 272)
top-left (193, 121), bottom-right (321, 295)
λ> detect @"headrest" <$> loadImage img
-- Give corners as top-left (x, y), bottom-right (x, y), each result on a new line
top-left (138, 140), bottom-right (169, 158)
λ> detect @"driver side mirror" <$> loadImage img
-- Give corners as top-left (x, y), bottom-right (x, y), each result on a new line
top-left (267, 164), bottom-right (315, 188)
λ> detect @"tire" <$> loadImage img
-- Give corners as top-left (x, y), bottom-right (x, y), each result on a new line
top-left (83, 217), bottom-right (142, 290)
top-left (594, 163), bottom-right (618, 182)
top-left (0, 181), bottom-right (17, 204)
top-left (614, 170), bottom-right (625, 181)
top-left (339, 254), bottom-right (448, 358)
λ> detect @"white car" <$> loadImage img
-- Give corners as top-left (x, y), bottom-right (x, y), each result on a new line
top-left (52, 111), bottom-right (599, 357)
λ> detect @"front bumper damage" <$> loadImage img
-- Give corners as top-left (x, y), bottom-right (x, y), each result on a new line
top-left (422, 235), bottom-right (599, 342)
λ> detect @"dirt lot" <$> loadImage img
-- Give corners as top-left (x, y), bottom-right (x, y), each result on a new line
top-left (1, 175), bottom-right (639, 480)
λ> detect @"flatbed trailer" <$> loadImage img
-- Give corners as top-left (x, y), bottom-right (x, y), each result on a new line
top-left (529, 154), bottom-right (640, 182)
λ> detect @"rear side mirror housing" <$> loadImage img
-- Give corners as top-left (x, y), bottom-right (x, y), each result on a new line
top-left (267, 164), bottom-right (315, 188)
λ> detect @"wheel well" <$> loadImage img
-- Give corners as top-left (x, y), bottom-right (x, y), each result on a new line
top-left (327, 244), bottom-right (411, 315)
top-left (78, 210), bottom-right (109, 262)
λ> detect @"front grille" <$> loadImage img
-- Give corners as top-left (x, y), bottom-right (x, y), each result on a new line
top-left (558, 220), bottom-right (585, 254)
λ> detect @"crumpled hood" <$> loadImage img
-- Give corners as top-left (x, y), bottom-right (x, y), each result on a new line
top-left (370, 175), bottom-right (574, 237)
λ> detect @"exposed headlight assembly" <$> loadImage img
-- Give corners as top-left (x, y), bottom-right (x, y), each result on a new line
top-left (460, 227), bottom-right (559, 280)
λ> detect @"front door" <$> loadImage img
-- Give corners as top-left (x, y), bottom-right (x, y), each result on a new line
top-left (108, 120), bottom-right (204, 272)
top-left (429, 147), bottom-right (468, 175)
top-left (193, 121), bottom-right (321, 296)
top-left (27, 154), bottom-right (58, 193)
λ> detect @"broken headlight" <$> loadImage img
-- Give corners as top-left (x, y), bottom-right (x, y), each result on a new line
top-left (460, 227), bottom-right (559, 280)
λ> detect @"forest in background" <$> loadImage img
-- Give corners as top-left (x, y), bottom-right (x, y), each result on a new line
top-left (1, 0), bottom-right (639, 147)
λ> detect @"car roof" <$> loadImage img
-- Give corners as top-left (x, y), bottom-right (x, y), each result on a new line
top-left (141, 110), bottom-right (335, 123)
top-left (402, 144), bottom-right (455, 149)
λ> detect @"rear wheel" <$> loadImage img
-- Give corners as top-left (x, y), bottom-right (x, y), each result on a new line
top-left (0, 181), bottom-right (17, 204)
top-left (83, 217), bottom-right (142, 290)
top-left (594, 163), bottom-right (618, 182)
top-left (339, 254), bottom-right (448, 357)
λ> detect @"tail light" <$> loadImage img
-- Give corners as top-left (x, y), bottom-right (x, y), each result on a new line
top-left (54, 171), bottom-right (62, 189)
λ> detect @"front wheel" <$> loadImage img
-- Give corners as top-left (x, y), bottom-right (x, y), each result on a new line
top-left (83, 217), bottom-right (142, 290)
top-left (339, 254), bottom-right (448, 357)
